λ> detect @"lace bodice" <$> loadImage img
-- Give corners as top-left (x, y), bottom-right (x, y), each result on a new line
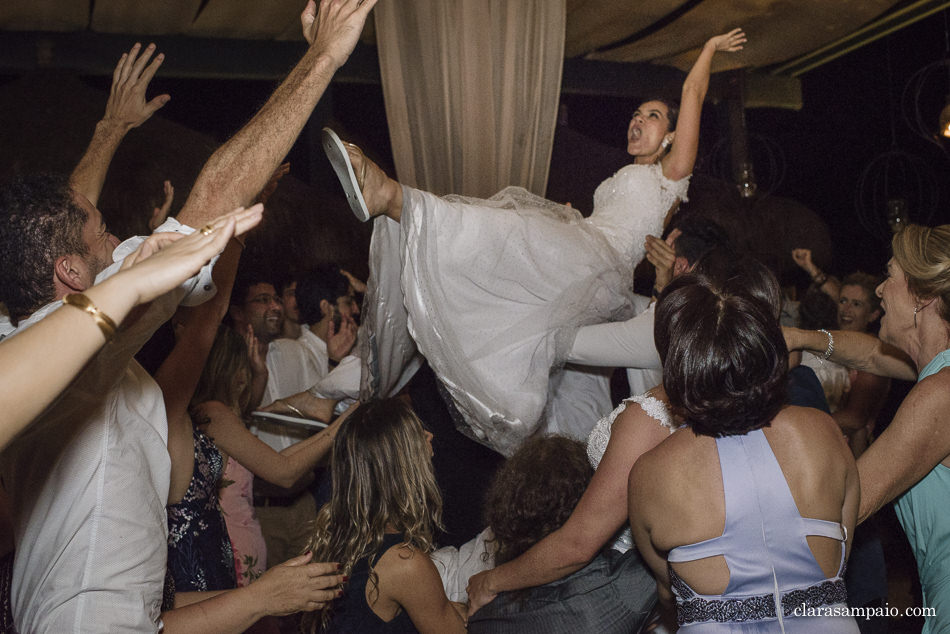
top-left (586, 393), bottom-right (675, 469)
top-left (586, 163), bottom-right (690, 266)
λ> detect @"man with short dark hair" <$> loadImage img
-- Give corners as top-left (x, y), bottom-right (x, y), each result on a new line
top-left (567, 215), bottom-right (730, 395)
top-left (229, 274), bottom-right (328, 428)
top-left (294, 264), bottom-right (360, 387)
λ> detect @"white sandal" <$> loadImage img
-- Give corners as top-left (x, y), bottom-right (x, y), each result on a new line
top-left (322, 127), bottom-right (370, 222)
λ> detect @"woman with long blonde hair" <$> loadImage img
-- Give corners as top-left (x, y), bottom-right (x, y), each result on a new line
top-left (304, 398), bottom-right (465, 633)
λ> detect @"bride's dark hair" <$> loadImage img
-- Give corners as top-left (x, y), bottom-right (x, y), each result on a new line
top-left (639, 97), bottom-right (680, 131)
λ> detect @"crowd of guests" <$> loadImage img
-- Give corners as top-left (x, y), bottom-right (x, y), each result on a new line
top-left (1, 1), bottom-right (950, 633)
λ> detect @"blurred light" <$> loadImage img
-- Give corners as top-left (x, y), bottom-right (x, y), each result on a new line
top-left (737, 162), bottom-right (757, 198)
top-left (940, 100), bottom-right (950, 138)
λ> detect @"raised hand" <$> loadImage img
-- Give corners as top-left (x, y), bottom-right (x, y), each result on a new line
top-left (791, 248), bottom-right (819, 275)
top-left (339, 269), bottom-right (366, 294)
top-left (645, 228), bottom-right (679, 293)
top-left (105, 42), bottom-right (170, 131)
top-left (706, 28), bottom-right (746, 53)
top-left (243, 323), bottom-right (269, 377)
top-left (327, 315), bottom-right (358, 362)
top-left (119, 204), bottom-right (264, 304)
top-left (258, 162), bottom-right (290, 206)
top-left (301, 0), bottom-right (379, 67)
top-left (149, 179), bottom-right (175, 231)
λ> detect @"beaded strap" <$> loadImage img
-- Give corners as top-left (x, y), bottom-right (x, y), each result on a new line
top-left (671, 567), bottom-right (848, 626)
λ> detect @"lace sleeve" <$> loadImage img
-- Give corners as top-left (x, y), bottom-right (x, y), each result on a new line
top-left (629, 394), bottom-right (675, 432)
top-left (586, 393), bottom-right (674, 468)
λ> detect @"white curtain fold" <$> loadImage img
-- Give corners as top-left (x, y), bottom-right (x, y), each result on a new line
top-left (374, 0), bottom-right (566, 198)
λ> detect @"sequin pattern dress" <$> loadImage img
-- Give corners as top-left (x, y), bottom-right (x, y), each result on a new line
top-left (165, 427), bottom-right (236, 598)
top-left (397, 164), bottom-right (689, 455)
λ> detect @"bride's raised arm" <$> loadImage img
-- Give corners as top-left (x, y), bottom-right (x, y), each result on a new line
top-left (662, 28), bottom-right (746, 181)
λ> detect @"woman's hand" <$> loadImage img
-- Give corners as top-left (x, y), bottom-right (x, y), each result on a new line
top-left (327, 315), bottom-right (358, 362)
top-left (249, 552), bottom-right (344, 616)
top-left (465, 569), bottom-right (497, 617)
top-left (120, 204), bottom-right (264, 305)
top-left (149, 179), bottom-right (175, 231)
top-left (706, 28), bottom-right (746, 53)
top-left (243, 324), bottom-right (269, 378)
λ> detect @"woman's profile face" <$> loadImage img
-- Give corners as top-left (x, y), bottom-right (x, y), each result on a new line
top-left (838, 284), bottom-right (879, 332)
top-left (876, 259), bottom-right (915, 346)
top-left (627, 100), bottom-right (671, 160)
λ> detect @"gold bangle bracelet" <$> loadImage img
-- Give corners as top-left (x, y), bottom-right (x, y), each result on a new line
top-left (280, 400), bottom-right (306, 418)
top-left (62, 293), bottom-right (118, 341)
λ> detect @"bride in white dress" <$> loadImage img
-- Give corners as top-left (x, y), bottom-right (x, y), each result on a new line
top-left (326, 29), bottom-right (746, 454)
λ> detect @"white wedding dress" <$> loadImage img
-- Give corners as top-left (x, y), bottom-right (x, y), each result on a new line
top-left (365, 163), bottom-right (688, 455)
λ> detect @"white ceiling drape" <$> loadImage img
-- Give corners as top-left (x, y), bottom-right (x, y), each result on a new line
top-left (374, 0), bottom-right (566, 198)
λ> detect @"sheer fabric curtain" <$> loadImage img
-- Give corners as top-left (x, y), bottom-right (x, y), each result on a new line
top-left (374, 0), bottom-right (566, 198)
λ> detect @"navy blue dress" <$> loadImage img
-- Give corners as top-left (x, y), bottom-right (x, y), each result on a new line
top-left (165, 427), bottom-right (236, 604)
top-left (326, 533), bottom-right (418, 633)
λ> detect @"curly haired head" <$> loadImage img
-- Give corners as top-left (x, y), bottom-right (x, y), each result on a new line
top-left (891, 224), bottom-right (950, 323)
top-left (303, 398), bottom-right (442, 632)
top-left (656, 274), bottom-right (788, 437)
top-left (485, 435), bottom-right (592, 565)
top-left (0, 173), bottom-right (89, 321)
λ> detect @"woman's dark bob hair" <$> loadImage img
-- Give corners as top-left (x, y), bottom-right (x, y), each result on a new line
top-left (655, 273), bottom-right (788, 437)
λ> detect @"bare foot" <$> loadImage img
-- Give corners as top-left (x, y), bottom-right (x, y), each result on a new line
top-left (346, 145), bottom-right (403, 221)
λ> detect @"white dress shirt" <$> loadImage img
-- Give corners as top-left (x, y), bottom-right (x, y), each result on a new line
top-left (252, 337), bottom-right (323, 451)
top-left (297, 328), bottom-right (360, 401)
top-left (1, 218), bottom-right (216, 633)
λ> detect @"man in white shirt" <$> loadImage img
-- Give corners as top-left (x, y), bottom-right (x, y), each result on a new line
top-left (295, 264), bottom-right (361, 399)
top-left (567, 217), bottom-right (731, 396)
top-left (0, 1), bottom-right (374, 629)
top-left (229, 274), bottom-right (335, 568)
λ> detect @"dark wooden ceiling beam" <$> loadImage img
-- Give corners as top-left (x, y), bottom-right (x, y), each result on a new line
top-left (0, 30), bottom-right (800, 107)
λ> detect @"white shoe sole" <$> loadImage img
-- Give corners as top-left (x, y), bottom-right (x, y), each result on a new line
top-left (322, 127), bottom-right (370, 222)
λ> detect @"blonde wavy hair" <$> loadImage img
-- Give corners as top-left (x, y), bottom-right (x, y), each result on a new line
top-left (190, 326), bottom-right (252, 416)
top-left (892, 224), bottom-right (950, 323)
top-left (302, 398), bottom-right (442, 632)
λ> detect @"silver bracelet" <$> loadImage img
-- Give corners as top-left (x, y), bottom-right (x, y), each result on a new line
top-left (817, 328), bottom-right (834, 362)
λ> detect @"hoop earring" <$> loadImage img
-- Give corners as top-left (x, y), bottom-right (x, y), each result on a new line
top-left (914, 304), bottom-right (918, 328)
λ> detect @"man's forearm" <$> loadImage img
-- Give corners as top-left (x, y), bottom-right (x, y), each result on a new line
top-left (178, 48), bottom-right (339, 228)
top-left (70, 120), bottom-right (129, 206)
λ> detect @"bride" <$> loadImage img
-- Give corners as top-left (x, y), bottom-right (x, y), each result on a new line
top-left (325, 29), bottom-right (746, 454)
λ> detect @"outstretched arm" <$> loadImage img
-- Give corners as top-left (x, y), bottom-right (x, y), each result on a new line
top-left (71, 43), bottom-right (170, 206)
top-left (466, 399), bottom-right (671, 615)
top-left (784, 326), bottom-right (917, 381)
top-left (177, 0), bottom-right (377, 229)
top-left (662, 28), bottom-right (746, 181)
top-left (161, 553), bottom-right (343, 633)
top-left (200, 401), bottom-right (354, 489)
top-left (160, 238), bottom-right (243, 505)
top-left (0, 205), bottom-right (262, 451)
